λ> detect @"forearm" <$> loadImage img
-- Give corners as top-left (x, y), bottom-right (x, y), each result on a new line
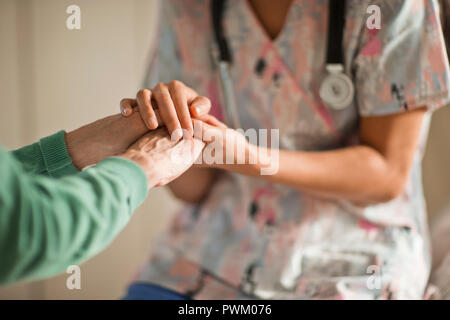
top-left (221, 144), bottom-right (406, 206)
top-left (66, 112), bottom-right (148, 169)
top-left (211, 108), bottom-right (427, 206)
top-left (168, 166), bottom-right (219, 204)
top-left (275, 146), bottom-right (405, 204)
top-left (10, 112), bottom-right (149, 176)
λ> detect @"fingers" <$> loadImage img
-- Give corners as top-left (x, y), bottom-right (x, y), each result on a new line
top-left (153, 108), bottom-right (163, 127)
top-left (196, 114), bottom-right (228, 128)
top-left (192, 118), bottom-right (223, 141)
top-left (171, 83), bottom-right (211, 118)
top-left (153, 82), bottom-right (183, 140)
top-left (192, 115), bottom-right (228, 145)
top-left (189, 96), bottom-right (211, 118)
top-left (192, 119), bottom-right (207, 142)
top-left (136, 89), bottom-right (159, 130)
top-left (125, 81), bottom-right (212, 141)
top-left (121, 96), bottom-right (163, 126)
top-left (120, 98), bottom-right (137, 117)
top-left (168, 80), bottom-right (194, 137)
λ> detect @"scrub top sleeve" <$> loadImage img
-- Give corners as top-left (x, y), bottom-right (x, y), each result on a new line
top-left (353, 0), bottom-right (450, 117)
top-left (142, 1), bottom-right (186, 89)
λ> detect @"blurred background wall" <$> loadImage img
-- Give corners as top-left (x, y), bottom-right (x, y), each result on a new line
top-left (0, 0), bottom-right (449, 299)
top-left (0, 0), bottom-right (181, 299)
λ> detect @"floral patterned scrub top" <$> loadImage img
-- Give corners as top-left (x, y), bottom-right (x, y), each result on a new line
top-left (136, 0), bottom-right (450, 299)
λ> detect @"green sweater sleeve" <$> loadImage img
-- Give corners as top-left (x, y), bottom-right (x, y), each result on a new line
top-left (11, 130), bottom-right (79, 177)
top-left (0, 140), bottom-right (148, 285)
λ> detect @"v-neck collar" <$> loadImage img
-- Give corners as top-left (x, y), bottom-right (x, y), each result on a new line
top-left (242, 0), bottom-right (297, 48)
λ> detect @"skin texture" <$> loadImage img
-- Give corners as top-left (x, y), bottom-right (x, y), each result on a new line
top-left (65, 82), bottom-right (212, 190)
top-left (65, 112), bottom-right (148, 170)
top-left (120, 128), bottom-right (204, 189)
top-left (121, 82), bottom-right (219, 203)
top-left (191, 108), bottom-right (426, 206)
top-left (120, 80), bottom-right (211, 139)
top-left (122, 76), bottom-right (427, 205)
top-left (65, 113), bottom-right (204, 189)
top-left (193, 109), bottom-right (427, 206)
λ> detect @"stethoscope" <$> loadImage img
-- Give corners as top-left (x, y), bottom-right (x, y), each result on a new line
top-left (211, 0), bottom-right (354, 129)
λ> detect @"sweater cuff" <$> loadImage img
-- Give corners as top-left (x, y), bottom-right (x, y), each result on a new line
top-left (39, 131), bottom-right (79, 177)
top-left (95, 157), bottom-right (148, 211)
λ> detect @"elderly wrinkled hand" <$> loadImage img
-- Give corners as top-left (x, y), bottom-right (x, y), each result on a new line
top-left (120, 128), bottom-right (205, 188)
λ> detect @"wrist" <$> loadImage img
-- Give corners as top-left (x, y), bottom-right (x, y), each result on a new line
top-left (37, 130), bottom-right (79, 176)
top-left (65, 113), bottom-right (149, 169)
top-left (248, 144), bottom-right (264, 174)
top-left (65, 130), bottom-right (88, 169)
top-left (213, 143), bottom-right (261, 176)
top-left (242, 143), bottom-right (262, 176)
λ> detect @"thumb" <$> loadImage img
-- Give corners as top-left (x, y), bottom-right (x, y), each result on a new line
top-left (189, 96), bottom-right (211, 117)
top-left (192, 118), bottom-right (226, 145)
top-left (192, 119), bottom-right (206, 141)
top-left (192, 119), bottom-right (216, 142)
top-left (196, 114), bottom-right (228, 129)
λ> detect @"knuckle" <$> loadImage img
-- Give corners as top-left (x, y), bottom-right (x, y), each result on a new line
top-left (141, 104), bottom-right (151, 115)
top-left (199, 96), bottom-right (211, 105)
top-left (137, 89), bottom-right (150, 98)
top-left (154, 82), bottom-right (166, 92)
top-left (169, 80), bottom-right (183, 89)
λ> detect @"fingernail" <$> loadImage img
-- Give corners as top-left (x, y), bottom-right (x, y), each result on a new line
top-left (171, 128), bottom-right (183, 141)
top-left (190, 106), bottom-right (201, 117)
top-left (120, 106), bottom-right (127, 116)
top-left (194, 106), bottom-right (201, 117)
top-left (149, 117), bottom-right (158, 129)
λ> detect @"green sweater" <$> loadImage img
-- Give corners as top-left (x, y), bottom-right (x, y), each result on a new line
top-left (0, 131), bottom-right (148, 285)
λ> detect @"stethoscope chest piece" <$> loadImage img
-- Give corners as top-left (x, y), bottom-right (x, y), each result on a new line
top-left (319, 64), bottom-right (354, 110)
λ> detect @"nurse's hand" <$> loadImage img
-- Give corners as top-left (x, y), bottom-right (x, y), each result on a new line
top-left (192, 115), bottom-right (259, 173)
top-left (119, 128), bottom-right (205, 189)
top-left (120, 81), bottom-right (211, 141)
